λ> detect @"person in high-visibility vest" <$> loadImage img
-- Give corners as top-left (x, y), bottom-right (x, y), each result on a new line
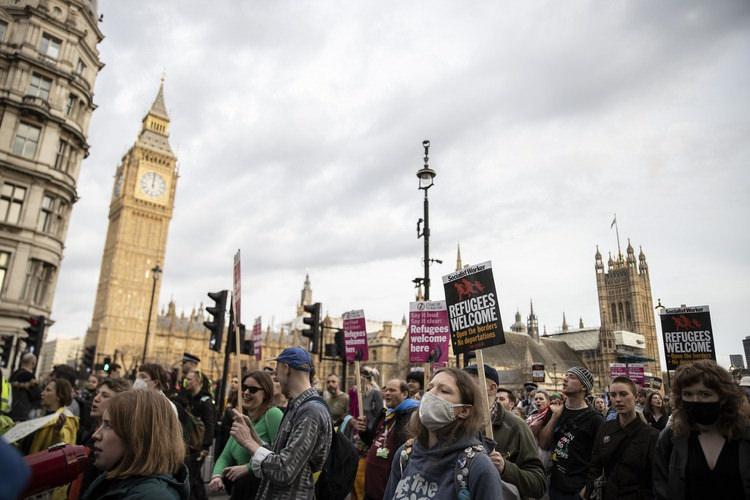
top-left (1, 370), bottom-right (12, 414)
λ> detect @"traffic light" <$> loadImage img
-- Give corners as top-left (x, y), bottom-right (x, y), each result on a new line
top-left (23, 315), bottom-right (46, 354)
top-left (103, 356), bottom-right (112, 373)
top-left (301, 302), bottom-right (321, 354)
top-left (204, 290), bottom-right (228, 352)
top-left (227, 323), bottom-right (253, 355)
top-left (1, 335), bottom-right (13, 368)
top-left (335, 329), bottom-right (345, 358)
top-left (82, 345), bottom-right (96, 372)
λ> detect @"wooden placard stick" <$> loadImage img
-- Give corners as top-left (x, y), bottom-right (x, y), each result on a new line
top-left (423, 363), bottom-right (431, 388)
top-left (354, 360), bottom-right (364, 418)
top-left (476, 349), bottom-right (493, 437)
top-left (231, 293), bottom-right (244, 419)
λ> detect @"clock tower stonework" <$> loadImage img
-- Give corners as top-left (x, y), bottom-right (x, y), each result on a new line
top-left (84, 82), bottom-right (177, 367)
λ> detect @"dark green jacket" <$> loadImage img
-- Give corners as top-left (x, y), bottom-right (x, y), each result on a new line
top-left (81, 464), bottom-right (189, 500)
top-left (492, 403), bottom-right (547, 500)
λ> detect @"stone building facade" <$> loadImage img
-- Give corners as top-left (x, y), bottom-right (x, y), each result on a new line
top-left (0, 0), bottom-right (102, 363)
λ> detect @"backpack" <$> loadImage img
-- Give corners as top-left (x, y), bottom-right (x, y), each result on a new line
top-left (307, 396), bottom-right (359, 500)
top-left (399, 438), bottom-right (485, 500)
top-left (173, 398), bottom-right (205, 454)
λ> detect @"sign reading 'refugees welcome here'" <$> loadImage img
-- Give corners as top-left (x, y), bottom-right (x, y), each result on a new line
top-left (442, 261), bottom-right (505, 354)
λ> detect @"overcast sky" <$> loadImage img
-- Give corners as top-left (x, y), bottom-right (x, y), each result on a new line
top-left (50, 1), bottom-right (750, 369)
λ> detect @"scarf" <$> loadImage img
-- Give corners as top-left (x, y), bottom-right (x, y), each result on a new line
top-left (386, 398), bottom-right (420, 420)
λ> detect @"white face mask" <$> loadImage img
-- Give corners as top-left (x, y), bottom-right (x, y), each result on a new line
top-left (133, 378), bottom-right (148, 391)
top-left (418, 391), bottom-right (470, 431)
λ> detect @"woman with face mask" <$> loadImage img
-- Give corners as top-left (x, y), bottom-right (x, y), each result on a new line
top-left (383, 367), bottom-right (503, 500)
top-left (654, 360), bottom-right (750, 500)
top-left (134, 363), bottom-right (178, 416)
top-left (81, 390), bottom-right (188, 499)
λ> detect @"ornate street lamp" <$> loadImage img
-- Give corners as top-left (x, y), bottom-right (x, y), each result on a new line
top-left (141, 264), bottom-right (162, 365)
top-left (416, 140), bottom-right (437, 300)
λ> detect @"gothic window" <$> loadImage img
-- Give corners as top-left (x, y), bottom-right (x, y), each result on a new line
top-left (610, 303), bottom-right (617, 323)
top-left (0, 251), bottom-right (9, 292)
top-left (0, 183), bottom-right (26, 223)
top-left (12, 122), bottom-right (41, 158)
top-left (618, 302), bottom-right (624, 324)
top-left (0, 20), bottom-right (7, 41)
top-left (23, 258), bottom-right (56, 306)
top-left (27, 73), bottom-right (52, 101)
top-left (39, 33), bottom-right (61, 59)
top-left (625, 301), bottom-right (632, 322)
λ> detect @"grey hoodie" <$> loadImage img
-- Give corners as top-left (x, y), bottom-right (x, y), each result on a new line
top-left (383, 436), bottom-right (504, 500)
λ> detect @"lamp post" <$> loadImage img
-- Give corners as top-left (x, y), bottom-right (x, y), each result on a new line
top-left (141, 264), bottom-right (162, 366)
top-left (416, 140), bottom-right (437, 300)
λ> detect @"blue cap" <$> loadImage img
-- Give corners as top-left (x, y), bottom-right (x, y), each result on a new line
top-left (273, 347), bottom-right (314, 372)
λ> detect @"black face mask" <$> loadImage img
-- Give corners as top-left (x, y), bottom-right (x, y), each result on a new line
top-left (683, 400), bottom-right (721, 426)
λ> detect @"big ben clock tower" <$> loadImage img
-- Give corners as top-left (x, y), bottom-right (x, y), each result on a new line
top-left (85, 82), bottom-right (178, 367)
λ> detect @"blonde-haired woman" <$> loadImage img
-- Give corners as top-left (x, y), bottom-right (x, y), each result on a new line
top-left (81, 390), bottom-right (188, 499)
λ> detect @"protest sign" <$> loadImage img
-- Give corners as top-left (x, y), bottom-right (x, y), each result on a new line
top-left (2, 409), bottom-right (73, 444)
top-left (532, 363), bottom-right (545, 383)
top-left (409, 301), bottom-right (450, 364)
top-left (343, 309), bottom-right (368, 362)
top-left (609, 362), bottom-right (627, 380)
top-left (627, 363), bottom-right (645, 387)
top-left (659, 305), bottom-right (715, 370)
top-left (442, 261), bottom-right (504, 354)
top-left (233, 250), bottom-right (241, 326)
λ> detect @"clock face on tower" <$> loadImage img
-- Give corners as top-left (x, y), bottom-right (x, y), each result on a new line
top-left (139, 171), bottom-right (167, 198)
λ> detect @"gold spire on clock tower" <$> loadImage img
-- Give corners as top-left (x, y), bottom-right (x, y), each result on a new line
top-left (84, 82), bottom-right (179, 368)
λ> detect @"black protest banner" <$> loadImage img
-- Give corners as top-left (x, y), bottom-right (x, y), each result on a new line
top-left (442, 261), bottom-right (504, 354)
top-left (659, 305), bottom-right (716, 370)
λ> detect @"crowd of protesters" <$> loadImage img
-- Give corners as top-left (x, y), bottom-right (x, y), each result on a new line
top-left (2, 348), bottom-right (750, 500)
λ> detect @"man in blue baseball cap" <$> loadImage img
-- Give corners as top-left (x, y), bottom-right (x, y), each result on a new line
top-left (229, 346), bottom-right (332, 499)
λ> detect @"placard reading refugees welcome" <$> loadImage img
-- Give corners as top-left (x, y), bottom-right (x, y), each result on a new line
top-left (442, 261), bottom-right (504, 354)
top-left (343, 309), bottom-right (368, 362)
top-left (409, 301), bottom-right (450, 363)
top-left (660, 305), bottom-right (715, 370)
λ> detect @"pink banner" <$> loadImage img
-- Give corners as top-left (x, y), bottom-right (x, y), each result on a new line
top-left (409, 301), bottom-right (450, 363)
top-left (233, 250), bottom-right (241, 326)
top-left (627, 364), bottom-right (645, 387)
top-left (252, 317), bottom-right (262, 361)
top-left (343, 309), bottom-right (368, 362)
top-left (610, 363), bottom-right (627, 380)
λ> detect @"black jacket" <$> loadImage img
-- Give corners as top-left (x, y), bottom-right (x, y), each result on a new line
top-left (654, 424), bottom-right (750, 500)
top-left (186, 390), bottom-right (216, 451)
top-left (587, 416), bottom-right (658, 500)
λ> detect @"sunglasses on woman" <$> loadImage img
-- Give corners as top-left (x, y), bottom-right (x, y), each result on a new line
top-left (242, 385), bottom-right (263, 394)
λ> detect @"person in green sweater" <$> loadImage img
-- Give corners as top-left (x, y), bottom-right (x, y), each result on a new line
top-left (208, 370), bottom-right (283, 499)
